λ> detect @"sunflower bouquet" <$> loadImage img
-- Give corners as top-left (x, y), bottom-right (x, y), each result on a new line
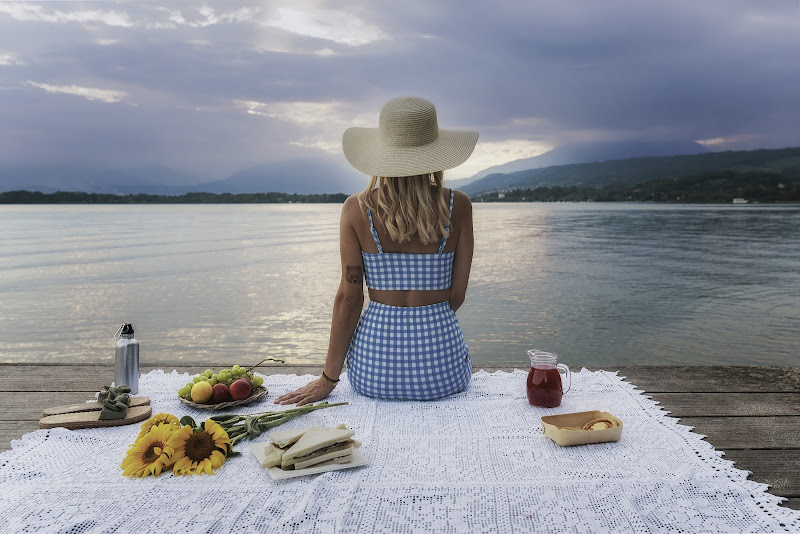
top-left (121, 413), bottom-right (231, 477)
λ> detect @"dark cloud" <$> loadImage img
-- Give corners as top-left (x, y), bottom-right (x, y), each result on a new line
top-left (0, 0), bottom-right (798, 189)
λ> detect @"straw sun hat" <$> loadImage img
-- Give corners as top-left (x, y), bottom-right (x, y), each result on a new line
top-left (342, 96), bottom-right (479, 177)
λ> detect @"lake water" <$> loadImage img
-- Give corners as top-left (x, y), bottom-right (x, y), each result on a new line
top-left (1, 203), bottom-right (798, 367)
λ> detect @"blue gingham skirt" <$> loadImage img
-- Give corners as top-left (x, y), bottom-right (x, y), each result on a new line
top-left (346, 301), bottom-right (472, 400)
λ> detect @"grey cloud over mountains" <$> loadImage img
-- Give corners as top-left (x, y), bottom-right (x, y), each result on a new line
top-left (0, 0), bottom-right (798, 190)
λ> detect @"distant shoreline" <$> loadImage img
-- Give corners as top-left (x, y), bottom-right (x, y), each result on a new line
top-left (2, 189), bottom-right (799, 205)
top-left (0, 190), bottom-right (349, 204)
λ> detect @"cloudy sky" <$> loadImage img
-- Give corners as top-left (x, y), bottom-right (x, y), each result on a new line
top-left (0, 0), bottom-right (798, 186)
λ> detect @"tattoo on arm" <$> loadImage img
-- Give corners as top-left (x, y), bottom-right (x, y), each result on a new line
top-left (345, 265), bottom-right (363, 285)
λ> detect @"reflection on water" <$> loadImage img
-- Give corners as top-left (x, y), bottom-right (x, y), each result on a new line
top-left (1, 203), bottom-right (798, 367)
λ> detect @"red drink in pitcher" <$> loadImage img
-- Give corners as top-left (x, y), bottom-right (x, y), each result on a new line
top-left (527, 367), bottom-right (563, 407)
top-left (526, 351), bottom-right (571, 408)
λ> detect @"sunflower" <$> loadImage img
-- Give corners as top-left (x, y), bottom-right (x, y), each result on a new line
top-left (172, 419), bottom-right (230, 476)
top-left (136, 413), bottom-right (181, 440)
top-left (121, 424), bottom-right (182, 478)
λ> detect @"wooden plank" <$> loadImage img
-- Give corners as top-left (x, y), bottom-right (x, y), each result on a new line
top-left (6, 364), bottom-right (796, 392)
top-left (677, 416), bottom-right (800, 450)
top-left (612, 366), bottom-right (800, 393)
top-left (645, 392), bottom-right (800, 417)
top-left (42, 396), bottom-right (151, 417)
top-left (782, 498), bottom-right (800, 510)
top-left (0, 363), bottom-right (319, 371)
top-left (0, 364), bottom-right (325, 392)
top-left (722, 450), bottom-right (800, 496)
top-left (0, 392), bottom-right (101, 421)
top-left (0, 421), bottom-right (40, 451)
top-left (0, 364), bottom-right (522, 391)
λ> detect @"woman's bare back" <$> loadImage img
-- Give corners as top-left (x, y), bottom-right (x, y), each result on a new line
top-left (347, 188), bottom-right (473, 308)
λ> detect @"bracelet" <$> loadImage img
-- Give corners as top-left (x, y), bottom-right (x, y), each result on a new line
top-left (321, 371), bottom-right (340, 385)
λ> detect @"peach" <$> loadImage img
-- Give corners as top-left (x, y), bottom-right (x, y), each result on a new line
top-left (211, 383), bottom-right (232, 404)
top-left (229, 378), bottom-right (252, 401)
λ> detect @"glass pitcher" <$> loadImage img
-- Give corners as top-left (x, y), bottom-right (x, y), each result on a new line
top-left (526, 350), bottom-right (571, 408)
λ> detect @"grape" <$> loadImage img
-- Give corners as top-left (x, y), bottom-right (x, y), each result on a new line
top-left (186, 382), bottom-right (194, 389)
top-left (208, 378), bottom-right (217, 386)
top-left (192, 376), bottom-right (203, 384)
top-left (254, 376), bottom-right (264, 387)
top-left (211, 374), bottom-right (218, 381)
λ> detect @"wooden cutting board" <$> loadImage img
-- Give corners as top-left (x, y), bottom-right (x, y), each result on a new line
top-left (42, 396), bottom-right (151, 417)
top-left (39, 398), bottom-right (152, 430)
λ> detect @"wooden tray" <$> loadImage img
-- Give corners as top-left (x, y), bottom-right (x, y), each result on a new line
top-left (178, 386), bottom-right (268, 410)
top-left (40, 399), bottom-right (153, 430)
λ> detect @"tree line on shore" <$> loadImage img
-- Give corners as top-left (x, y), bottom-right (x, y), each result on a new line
top-left (474, 170), bottom-right (800, 203)
top-left (0, 190), bottom-right (349, 204)
top-left (2, 169), bottom-right (799, 204)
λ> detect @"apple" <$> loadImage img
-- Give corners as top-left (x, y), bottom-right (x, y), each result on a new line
top-left (211, 383), bottom-right (232, 404)
top-left (229, 378), bottom-right (252, 401)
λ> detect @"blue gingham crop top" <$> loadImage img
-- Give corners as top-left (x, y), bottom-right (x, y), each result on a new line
top-left (362, 190), bottom-right (456, 291)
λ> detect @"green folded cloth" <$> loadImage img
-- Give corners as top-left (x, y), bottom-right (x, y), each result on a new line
top-left (99, 385), bottom-right (132, 420)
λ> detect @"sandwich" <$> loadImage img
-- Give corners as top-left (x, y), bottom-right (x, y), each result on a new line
top-left (261, 427), bottom-right (311, 468)
top-left (270, 427), bottom-right (312, 448)
top-left (261, 425), bottom-right (357, 470)
top-left (281, 426), bottom-right (356, 470)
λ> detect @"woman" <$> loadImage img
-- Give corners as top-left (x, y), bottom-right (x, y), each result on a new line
top-left (275, 96), bottom-right (478, 405)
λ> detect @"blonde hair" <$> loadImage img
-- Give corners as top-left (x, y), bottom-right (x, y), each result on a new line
top-left (358, 171), bottom-right (449, 245)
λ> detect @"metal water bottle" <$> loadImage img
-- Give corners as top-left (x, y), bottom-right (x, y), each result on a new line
top-left (114, 323), bottom-right (139, 394)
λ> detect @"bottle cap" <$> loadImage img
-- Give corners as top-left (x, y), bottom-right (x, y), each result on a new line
top-left (115, 323), bottom-right (135, 339)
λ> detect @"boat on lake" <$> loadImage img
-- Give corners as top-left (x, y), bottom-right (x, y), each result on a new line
top-left (732, 197), bottom-right (748, 204)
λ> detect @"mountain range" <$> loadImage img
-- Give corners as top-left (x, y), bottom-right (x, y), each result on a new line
top-left (448, 139), bottom-right (709, 189)
top-left (0, 157), bottom-right (364, 195)
top-left (2, 140), bottom-right (796, 196)
top-left (460, 146), bottom-right (800, 195)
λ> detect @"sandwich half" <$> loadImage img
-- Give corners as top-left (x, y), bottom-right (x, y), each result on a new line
top-left (270, 427), bottom-right (311, 448)
top-left (261, 427), bottom-right (311, 468)
top-left (280, 426), bottom-right (355, 470)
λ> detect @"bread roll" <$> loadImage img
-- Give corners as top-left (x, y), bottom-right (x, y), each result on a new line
top-left (580, 418), bottom-right (619, 431)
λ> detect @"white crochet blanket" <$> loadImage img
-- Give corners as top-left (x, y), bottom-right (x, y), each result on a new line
top-left (2, 369), bottom-right (798, 533)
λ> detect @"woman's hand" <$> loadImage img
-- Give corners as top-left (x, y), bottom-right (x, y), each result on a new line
top-left (274, 377), bottom-right (336, 406)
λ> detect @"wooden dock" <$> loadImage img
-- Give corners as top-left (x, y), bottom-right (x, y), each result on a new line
top-left (1, 364), bottom-right (797, 510)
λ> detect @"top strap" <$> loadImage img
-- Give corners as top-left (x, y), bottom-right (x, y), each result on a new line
top-left (365, 206), bottom-right (384, 253)
top-left (438, 189), bottom-right (455, 254)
